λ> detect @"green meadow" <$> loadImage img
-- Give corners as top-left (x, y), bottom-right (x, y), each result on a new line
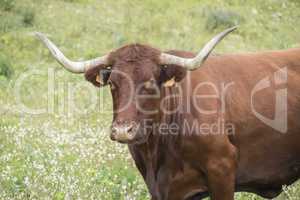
top-left (1, 0), bottom-right (300, 199)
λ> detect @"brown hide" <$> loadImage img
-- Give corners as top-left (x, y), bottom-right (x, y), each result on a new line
top-left (39, 29), bottom-right (300, 199)
top-left (84, 46), bottom-right (300, 199)
top-left (125, 48), bottom-right (300, 200)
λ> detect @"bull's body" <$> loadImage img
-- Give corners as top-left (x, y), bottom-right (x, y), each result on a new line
top-left (36, 28), bottom-right (300, 199)
top-left (129, 49), bottom-right (300, 199)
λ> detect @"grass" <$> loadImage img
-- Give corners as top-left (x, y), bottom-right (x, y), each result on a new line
top-left (0, 0), bottom-right (300, 199)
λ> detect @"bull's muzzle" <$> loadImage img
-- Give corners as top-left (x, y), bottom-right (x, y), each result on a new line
top-left (110, 123), bottom-right (138, 143)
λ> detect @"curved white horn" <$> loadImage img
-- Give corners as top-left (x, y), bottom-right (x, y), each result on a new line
top-left (159, 26), bottom-right (237, 70)
top-left (35, 32), bottom-right (109, 73)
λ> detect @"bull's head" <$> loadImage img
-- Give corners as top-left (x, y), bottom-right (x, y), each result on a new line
top-left (35, 27), bottom-right (236, 144)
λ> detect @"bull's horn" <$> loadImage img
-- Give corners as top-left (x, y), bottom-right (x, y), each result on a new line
top-left (159, 26), bottom-right (237, 70)
top-left (35, 32), bottom-right (109, 73)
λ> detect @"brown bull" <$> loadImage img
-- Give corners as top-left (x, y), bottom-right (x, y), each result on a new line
top-left (36, 27), bottom-right (300, 200)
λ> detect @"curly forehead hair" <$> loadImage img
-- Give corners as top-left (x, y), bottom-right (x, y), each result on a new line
top-left (84, 44), bottom-right (162, 86)
top-left (108, 43), bottom-right (161, 63)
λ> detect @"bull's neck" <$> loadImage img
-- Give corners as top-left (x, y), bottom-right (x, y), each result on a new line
top-left (158, 86), bottom-right (183, 127)
top-left (129, 86), bottom-right (183, 182)
top-left (143, 85), bottom-right (184, 176)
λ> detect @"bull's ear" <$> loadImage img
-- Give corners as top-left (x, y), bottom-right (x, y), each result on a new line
top-left (159, 50), bottom-right (191, 87)
top-left (159, 64), bottom-right (187, 87)
top-left (84, 65), bottom-right (111, 87)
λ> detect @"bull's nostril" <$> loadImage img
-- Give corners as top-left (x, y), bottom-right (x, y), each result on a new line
top-left (127, 125), bottom-right (134, 133)
top-left (110, 134), bottom-right (116, 141)
top-left (110, 123), bottom-right (137, 142)
top-left (110, 127), bottom-right (117, 138)
top-left (111, 127), bottom-right (116, 134)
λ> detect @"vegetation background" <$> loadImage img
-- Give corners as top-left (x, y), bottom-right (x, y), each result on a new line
top-left (1, 0), bottom-right (300, 199)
